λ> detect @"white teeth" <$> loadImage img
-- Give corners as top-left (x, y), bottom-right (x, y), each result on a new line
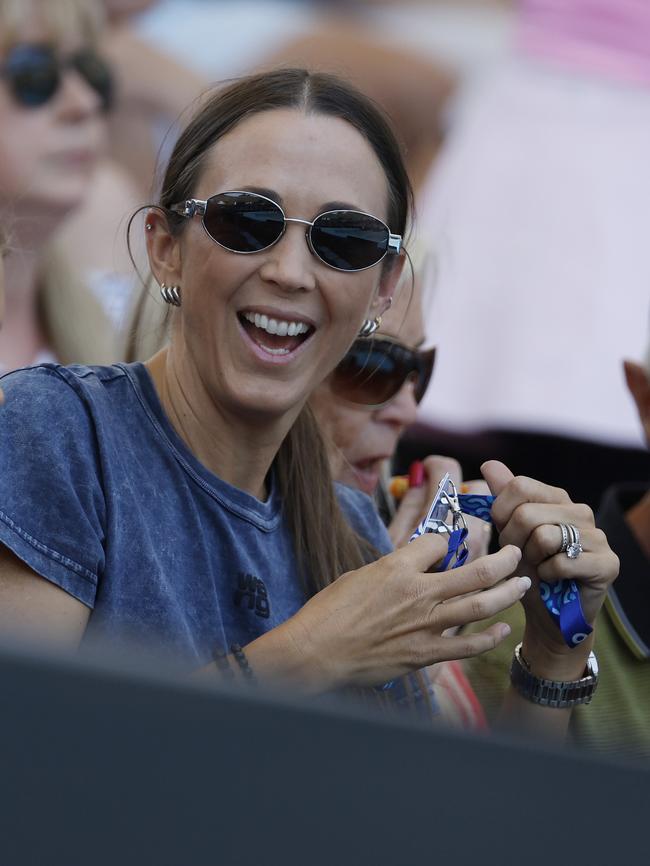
top-left (242, 311), bottom-right (310, 337)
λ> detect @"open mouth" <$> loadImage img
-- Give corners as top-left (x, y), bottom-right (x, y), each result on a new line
top-left (238, 311), bottom-right (314, 356)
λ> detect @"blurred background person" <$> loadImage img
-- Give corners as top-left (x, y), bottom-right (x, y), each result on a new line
top-left (0, 0), bottom-right (123, 371)
top-left (46, 0), bottom-right (208, 343)
top-left (406, 0), bottom-right (650, 509)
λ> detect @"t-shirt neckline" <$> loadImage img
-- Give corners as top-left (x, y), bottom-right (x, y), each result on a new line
top-left (117, 361), bottom-right (283, 532)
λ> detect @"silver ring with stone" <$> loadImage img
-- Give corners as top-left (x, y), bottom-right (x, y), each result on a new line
top-left (565, 523), bottom-right (583, 560)
top-left (557, 523), bottom-right (569, 554)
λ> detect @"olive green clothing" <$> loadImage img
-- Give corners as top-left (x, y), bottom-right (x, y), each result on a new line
top-left (463, 483), bottom-right (650, 762)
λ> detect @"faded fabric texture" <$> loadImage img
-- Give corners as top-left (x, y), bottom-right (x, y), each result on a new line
top-left (0, 362), bottom-right (392, 668)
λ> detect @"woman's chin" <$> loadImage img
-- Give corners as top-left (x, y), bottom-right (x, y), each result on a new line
top-left (346, 463), bottom-right (381, 496)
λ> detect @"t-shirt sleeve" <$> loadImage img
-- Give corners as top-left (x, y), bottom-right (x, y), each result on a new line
top-left (335, 482), bottom-right (393, 557)
top-left (0, 365), bottom-right (106, 607)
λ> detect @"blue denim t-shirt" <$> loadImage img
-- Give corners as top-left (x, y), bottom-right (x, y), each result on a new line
top-left (0, 363), bottom-right (392, 667)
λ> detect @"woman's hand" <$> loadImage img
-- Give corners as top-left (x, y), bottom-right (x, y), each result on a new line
top-left (388, 456), bottom-right (492, 562)
top-left (248, 533), bottom-right (529, 692)
top-left (481, 460), bottom-right (620, 679)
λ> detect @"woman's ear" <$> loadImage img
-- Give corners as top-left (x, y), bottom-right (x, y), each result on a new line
top-left (369, 252), bottom-right (407, 318)
top-left (144, 208), bottom-right (182, 288)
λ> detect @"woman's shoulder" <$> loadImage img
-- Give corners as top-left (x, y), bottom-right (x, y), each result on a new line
top-left (0, 361), bottom-right (139, 413)
top-left (0, 362), bottom-right (148, 455)
top-left (334, 481), bottom-right (393, 555)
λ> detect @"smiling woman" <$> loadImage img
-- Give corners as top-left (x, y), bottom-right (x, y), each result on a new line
top-left (0, 69), bottom-right (619, 734)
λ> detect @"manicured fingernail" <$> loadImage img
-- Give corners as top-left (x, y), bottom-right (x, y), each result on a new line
top-left (518, 576), bottom-right (531, 593)
top-left (500, 624), bottom-right (511, 638)
top-left (408, 460), bottom-right (425, 488)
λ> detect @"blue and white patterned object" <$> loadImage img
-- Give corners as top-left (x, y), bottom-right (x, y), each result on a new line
top-left (414, 485), bottom-right (592, 648)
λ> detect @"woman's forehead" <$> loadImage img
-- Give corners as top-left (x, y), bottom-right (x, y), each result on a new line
top-left (198, 109), bottom-right (390, 218)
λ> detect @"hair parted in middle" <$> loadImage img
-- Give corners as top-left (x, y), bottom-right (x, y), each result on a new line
top-left (131, 68), bottom-right (414, 616)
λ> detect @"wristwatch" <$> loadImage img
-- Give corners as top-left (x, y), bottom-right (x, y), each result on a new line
top-left (510, 642), bottom-right (599, 708)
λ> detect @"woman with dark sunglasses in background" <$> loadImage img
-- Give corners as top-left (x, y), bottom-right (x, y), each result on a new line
top-left (0, 69), bottom-right (618, 745)
top-left (310, 266), bottom-right (493, 730)
top-left (0, 0), bottom-right (123, 376)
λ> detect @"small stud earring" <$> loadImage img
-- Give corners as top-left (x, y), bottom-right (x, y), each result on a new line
top-left (160, 282), bottom-right (182, 307)
top-left (358, 316), bottom-right (382, 338)
top-left (145, 223), bottom-right (153, 231)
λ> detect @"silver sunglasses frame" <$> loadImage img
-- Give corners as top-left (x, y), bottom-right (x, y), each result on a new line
top-left (169, 190), bottom-right (402, 273)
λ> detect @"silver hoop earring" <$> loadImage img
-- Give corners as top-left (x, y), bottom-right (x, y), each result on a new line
top-left (358, 316), bottom-right (382, 338)
top-left (160, 282), bottom-right (182, 307)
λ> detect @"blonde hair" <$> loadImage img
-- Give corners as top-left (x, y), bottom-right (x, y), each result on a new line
top-left (0, 0), bottom-right (104, 51)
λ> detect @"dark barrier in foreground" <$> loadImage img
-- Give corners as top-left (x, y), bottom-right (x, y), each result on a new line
top-left (0, 642), bottom-right (647, 866)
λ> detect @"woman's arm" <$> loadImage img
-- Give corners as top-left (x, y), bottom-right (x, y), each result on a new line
top-left (0, 545), bottom-right (90, 649)
top-left (198, 534), bottom-right (529, 693)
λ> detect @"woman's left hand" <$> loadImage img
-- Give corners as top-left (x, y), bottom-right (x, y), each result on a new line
top-left (481, 460), bottom-right (620, 678)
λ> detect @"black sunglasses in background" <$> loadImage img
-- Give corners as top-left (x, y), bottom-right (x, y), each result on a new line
top-left (169, 190), bottom-right (403, 272)
top-left (1, 44), bottom-right (113, 110)
top-left (329, 337), bottom-right (436, 408)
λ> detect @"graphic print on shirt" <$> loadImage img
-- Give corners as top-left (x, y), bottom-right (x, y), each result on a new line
top-left (233, 572), bottom-right (270, 619)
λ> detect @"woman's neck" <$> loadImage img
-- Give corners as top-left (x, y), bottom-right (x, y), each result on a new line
top-left (0, 248), bottom-right (48, 372)
top-left (145, 347), bottom-right (298, 500)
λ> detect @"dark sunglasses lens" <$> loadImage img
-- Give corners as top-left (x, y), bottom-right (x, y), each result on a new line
top-left (5, 45), bottom-right (58, 107)
top-left (203, 192), bottom-right (285, 252)
top-left (414, 347), bottom-right (436, 403)
top-left (331, 340), bottom-right (411, 406)
top-left (311, 212), bottom-right (389, 271)
top-left (72, 49), bottom-right (113, 110)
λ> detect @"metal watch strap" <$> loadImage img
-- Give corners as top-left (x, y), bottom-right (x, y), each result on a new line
top-left (510, 642), bottom-right (599, 708)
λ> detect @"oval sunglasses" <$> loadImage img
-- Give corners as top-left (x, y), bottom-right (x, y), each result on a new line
top-left (169, 190), bottom-right (402, 272)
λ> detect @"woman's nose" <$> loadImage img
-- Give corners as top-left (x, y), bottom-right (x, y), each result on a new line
top-left (375, 376), bottom-right (419, 429)
top-left (258, 224), bottom-right (317, 293)
top-left (56, 68), bottom-right (103, 120)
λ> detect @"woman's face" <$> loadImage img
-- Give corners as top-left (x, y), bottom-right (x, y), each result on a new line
top-left (156, 108), bottom-right (396, 423)
top-left (0, 13), bottom-right (106, 216)
top-left (310, 283), bottom-right (426, 495)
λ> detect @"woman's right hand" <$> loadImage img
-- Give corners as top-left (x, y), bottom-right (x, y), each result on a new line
top-left (248, 535), bottom-right (528, 692)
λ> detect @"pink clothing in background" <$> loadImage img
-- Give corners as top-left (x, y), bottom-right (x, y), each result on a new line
top-left (518, 0), bottom-right (650, 86)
